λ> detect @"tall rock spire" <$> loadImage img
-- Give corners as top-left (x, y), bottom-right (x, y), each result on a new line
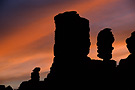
top-left (44, 11), bottom-right (91, 89)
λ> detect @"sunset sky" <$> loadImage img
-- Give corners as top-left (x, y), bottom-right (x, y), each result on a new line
top-left (0, 0), bottom-right (135, 89)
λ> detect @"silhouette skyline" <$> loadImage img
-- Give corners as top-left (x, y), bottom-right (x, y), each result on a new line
top-left (17, 11), bottom-right (118, 90)
top-left (0, 11), bottom-right (133, 90)
top-left (1, 0), bottom-right (135, 88)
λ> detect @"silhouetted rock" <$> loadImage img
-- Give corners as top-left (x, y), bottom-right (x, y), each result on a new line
top-left (0, 85), bottom-right (13, 90)
top-left (5, 86), bottom-right (13, 90)
top-left (97, 28), bottom-right (115, 60)
top-left (30, 67), bottom-right (40, 82)
top-left (18, 67), bottom-right (44, 90)
top-left (118, 31), bottom-right (135, 89)
top-left (0, 85), bottom-right (5, 90)
top-left (54, 11), bottom-right (90, 57)
top-left (44, 11), bottom-right (91, 89)
top-left (96, 28), bottom-right (116, 89)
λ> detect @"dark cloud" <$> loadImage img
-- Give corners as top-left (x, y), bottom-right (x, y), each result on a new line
top-left (0, 0), bottom-right (81, 16)
top-left (129, 0), bottom-right (135, 9)
top-left (0, 0), bottom-right (81, 39)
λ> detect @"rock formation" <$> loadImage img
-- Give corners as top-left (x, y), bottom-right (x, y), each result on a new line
top-left (18, 67), bottom-right (44, 90)
top-left (97, 28), bottom-right (116, 89)
top-left (44, 11), bottom-right (91, 89)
